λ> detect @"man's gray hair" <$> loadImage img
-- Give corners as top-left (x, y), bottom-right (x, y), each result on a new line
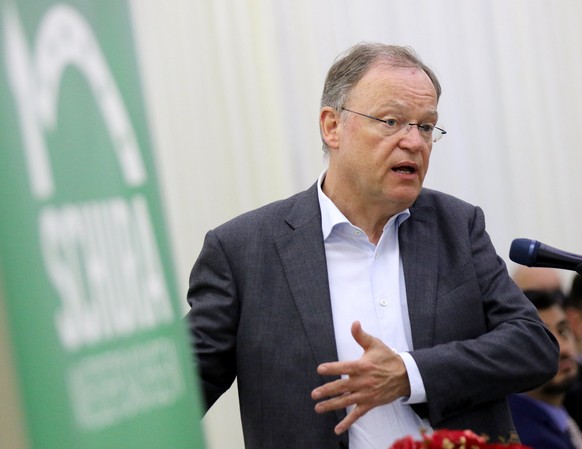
top-left (320, 42), bottom-right (442, 152)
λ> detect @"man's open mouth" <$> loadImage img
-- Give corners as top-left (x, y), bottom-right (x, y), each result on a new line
top-left (392, 164), bottom-right (417, 174)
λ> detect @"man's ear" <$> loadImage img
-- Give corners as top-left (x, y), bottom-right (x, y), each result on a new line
top-left (320, 107), bottom-right (341, 150)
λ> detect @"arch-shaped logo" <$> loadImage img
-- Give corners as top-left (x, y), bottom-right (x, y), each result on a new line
top-left (3, 2), bottom-right (173, 353)
top-left (0, 3), bottom-right (206, 442)
top-left (4, 2), bottom-right (146, 200)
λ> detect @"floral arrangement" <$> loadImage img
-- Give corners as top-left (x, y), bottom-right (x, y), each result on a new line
top-left (388, 429), bottom-right (531, 449)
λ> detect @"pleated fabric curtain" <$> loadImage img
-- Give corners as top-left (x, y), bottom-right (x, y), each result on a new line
top-left (130, 2), bottom-right (582, 448)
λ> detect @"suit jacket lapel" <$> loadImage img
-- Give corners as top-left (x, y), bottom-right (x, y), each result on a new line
top-left (400, 196), bottom-right (439, 350)
top-left (274, 184), bottom-right (441, 430)
top-left (275, 184), bottom-right (339, 366)
top-left (277, 186), bottom-right (439, 355)
top-left (274, 185), bottom-right (347, 427)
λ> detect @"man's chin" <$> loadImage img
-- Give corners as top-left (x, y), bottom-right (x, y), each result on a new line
top-left (385, 187), bottom-right (421, 209)
top-left (542, 375), bottom-right (578, 395)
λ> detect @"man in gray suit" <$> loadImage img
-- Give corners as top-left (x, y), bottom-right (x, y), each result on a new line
top-left (186, 43), bottom-right (558, 449)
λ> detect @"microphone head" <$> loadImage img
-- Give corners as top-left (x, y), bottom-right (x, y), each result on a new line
top-left (509, 238), bottom-right (540, 266)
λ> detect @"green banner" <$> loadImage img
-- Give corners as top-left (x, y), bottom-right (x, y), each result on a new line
top-left (0, 1), bottom-right (206, 448)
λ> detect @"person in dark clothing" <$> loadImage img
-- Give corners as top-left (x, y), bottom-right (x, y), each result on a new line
top-left (509, 289), bottom-right (582, 449)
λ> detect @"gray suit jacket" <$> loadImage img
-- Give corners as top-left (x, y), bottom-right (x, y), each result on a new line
top-left (187, 183), bottom-right (558, 449)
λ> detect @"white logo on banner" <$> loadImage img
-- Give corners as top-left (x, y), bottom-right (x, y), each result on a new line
top-left (4, 3), bottom-right (145, 199)
top-left (3, 3), bottom-right (183, 429)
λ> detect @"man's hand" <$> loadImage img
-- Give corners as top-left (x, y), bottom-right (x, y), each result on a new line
top-left (311, 321), bottom-right (411, 435)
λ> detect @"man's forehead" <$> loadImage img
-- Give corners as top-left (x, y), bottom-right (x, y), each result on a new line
top-left (353, 64), bottom-right (437, 97)
top-left (360, 62), bottom-right (423, 82)
top-left (348, 76), bottom-right (439, 115)
top-left (540, 305), bottom-right (567, 326)
top-left (378, 99), bottom-right (438, 114)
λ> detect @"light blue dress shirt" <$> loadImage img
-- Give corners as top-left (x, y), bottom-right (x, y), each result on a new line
top-left (317, 171), bottom-right (431, 449)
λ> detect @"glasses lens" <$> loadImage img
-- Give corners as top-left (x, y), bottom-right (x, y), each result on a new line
top-left (432, 126), bottom-right (445, 143)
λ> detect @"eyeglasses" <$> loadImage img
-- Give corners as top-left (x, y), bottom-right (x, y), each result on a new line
top-left (341, 107), bottom-right (447, 143)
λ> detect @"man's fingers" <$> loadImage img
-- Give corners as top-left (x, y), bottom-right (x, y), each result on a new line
top-left (312, 323), bottom-right (404, 434)
top-left (312, 377), bottom-right (349, 400)
top-left (351, 320), bottom-right (375, 351)
top-left (317, 361), bottom-right (350, 377)
top-left (313, 391), bottom-right (355, 414)
top-left (334, 404), bottom-right (370, 435)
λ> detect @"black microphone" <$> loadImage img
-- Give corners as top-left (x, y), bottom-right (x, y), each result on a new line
top-left (509, 238), bottom-right (582, 274)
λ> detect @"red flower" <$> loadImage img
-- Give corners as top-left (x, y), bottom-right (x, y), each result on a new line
top-left (389, 435), bottom-right (422, 449)
top-left (388, 429), bottom-right (532, 449)
top-left (425, 429), bottom-right (487, 446)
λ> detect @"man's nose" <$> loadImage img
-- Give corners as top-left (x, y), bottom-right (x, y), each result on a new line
top-left (398, 124), bottom-right (429, 151)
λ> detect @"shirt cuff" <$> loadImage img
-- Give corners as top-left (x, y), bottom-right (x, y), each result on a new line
top-left (398, 351), bottom-right (427, 404)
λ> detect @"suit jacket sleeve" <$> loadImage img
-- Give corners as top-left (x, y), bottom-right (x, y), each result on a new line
top-left (403, 191), bottom-right (559, 427)
top-left (186, 229), bottom-right (239, 411)
top-left (183, 188), bottom-right (348, 448)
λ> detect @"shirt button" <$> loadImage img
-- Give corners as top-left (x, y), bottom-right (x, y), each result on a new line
top-left (354, 230), bottom-right (361, 236)
top-left (379, 299), bottom-right (388, 307)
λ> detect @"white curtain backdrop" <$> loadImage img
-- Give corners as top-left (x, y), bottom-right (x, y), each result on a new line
top-left (129, 1), bottom-right (582, 447)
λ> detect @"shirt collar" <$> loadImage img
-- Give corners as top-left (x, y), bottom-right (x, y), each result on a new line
top-left (316, 170), bottom-right (410, 240)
